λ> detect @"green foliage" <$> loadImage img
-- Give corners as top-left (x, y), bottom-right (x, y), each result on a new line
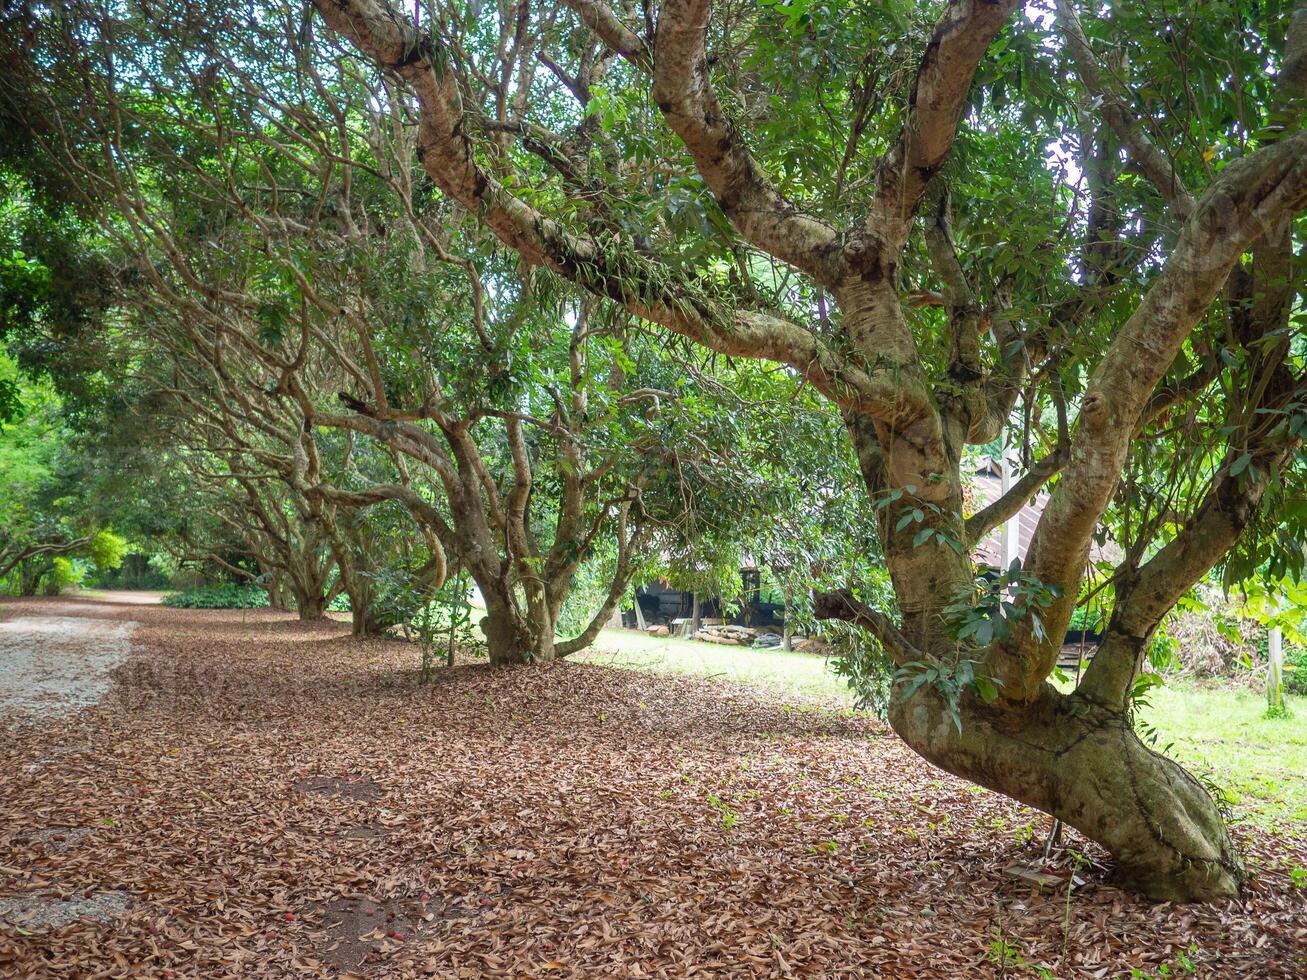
top-left (1286, 645), bottom-right (1307, 697)
top-left (50, 556), bottom-right (81, 588)
top-left (944, 561), bottom-right (1062, 648)
top-left (370, 566), bottom-right (484, 679)
top-left (895, 657), bottom-right (1002, 733)
top-left (0, 375), bottom-right (20, 428)
top-left (705, 793), bottom-right (739, 832)
top-left (1263, 701), bottom-right (1293, 721)
top-left (557, 553), bottom-right (619, 639)
top-left (162, 584), bottom-right (270, 609)
top-left (1067, 604), bottom-right (1105, 634)
top-left (88, 529), bottom-right (127, 573)
top-left (827, 632), bottom-right (893, 718)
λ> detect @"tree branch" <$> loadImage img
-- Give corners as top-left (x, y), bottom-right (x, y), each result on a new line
top-left (1010, 131), bottom-right (1307, 692)
top-left (813, 588), bottom-right (923, 664)
top-left (309, 0), bottom-right (904, 422)
top-left (964, 445), bottom-right (1069, 548)
top-left (854, 0), bottom-right (1021, 263)
top-left (559, 0), bottom-right (651, 71)
top-left (649, 0), bottom-right (841, 282)
top-left (1054, 0), bottom-right (1195, 219)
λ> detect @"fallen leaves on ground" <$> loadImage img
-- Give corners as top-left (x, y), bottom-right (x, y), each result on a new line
top-left (0, 596), bottom-right (1304, 978)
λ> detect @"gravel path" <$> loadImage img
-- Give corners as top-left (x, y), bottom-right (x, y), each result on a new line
top-left (0, 614), bottom-right (136, 716)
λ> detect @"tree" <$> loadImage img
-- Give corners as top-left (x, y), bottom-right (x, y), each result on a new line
top-left (3, 0), bottom-right (794, 664)
top-left (298, 0), bottom-right (1307, 900)
top-left (0, 354), bottom-right (104, 592)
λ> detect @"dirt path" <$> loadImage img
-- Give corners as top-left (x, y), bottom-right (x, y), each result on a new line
top-left (0, 598), bottom-right (148, 932)
top-left (0, 613), bottom-right (136, 716)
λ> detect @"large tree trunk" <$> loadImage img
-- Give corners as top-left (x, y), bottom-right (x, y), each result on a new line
top-left (293, 586), bottom-right (328, 621)
top-left (350, 598), bottom-right (384, 637)
top-left (890, 683), bottom-right (1242, 902)
top-left (836, 408), bottom-right (1243, 903)
top-left (479, 588), bottom-right (554, 666)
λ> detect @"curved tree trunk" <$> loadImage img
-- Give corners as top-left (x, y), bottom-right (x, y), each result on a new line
top-left (829, 405), bottom-right (1245, 903)
top-left (890, 684), bottom-right (1242, 902)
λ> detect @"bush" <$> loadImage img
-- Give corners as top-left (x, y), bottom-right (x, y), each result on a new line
top-left (1068, 603), bottom-right (1106, 633)
top-left (1164, 589), bottom-right (1262, 677)
top-left (1286, 645), bottom-right (1307, 696)
top-left (88, 530), bottom-right (128, 574)
top-left (162, 583), bottom-right (269, 609)
top-left (51, 556), bottom-right (83, 589)
top-left (368, 566), bottom-right (484, 678)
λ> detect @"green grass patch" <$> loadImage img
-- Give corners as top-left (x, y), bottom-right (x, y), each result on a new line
top-left (1135, 681), bottom-right (1307, 830)
top-left (577, 629), bottom-right (853, 704)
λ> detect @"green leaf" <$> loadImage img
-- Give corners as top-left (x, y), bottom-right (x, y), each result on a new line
top-left (974, 675), bottom-right (1000, 703)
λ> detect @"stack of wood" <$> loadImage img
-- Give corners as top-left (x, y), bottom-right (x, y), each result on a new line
top-left (792, 637), bottom-right (831, 655)
top-left (693, 624), bottom-right (759, 646)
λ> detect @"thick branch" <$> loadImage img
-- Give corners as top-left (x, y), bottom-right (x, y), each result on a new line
top-left (1008, 131), bottom-right (1307, 693)
top-left (310, 0), bottom-right (902, 421)
top-left (1077, 436), bottom-right (1300, 708)
top-left (649, 0), bottom-right (841, 282)
top-left (559, 0), bottom-right (651, 71)
top-left (813, 588), bottom-right (923, 664)
top-left (554, 505), bottom-right (640, 657)
top-left (0, 537), bottom-right (93, 580)
top-left (856, 0), bottom-right (1021, 262)
top-left (1054, 0), bottom-right (1195, 219)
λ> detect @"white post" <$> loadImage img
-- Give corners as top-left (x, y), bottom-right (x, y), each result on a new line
top-left (1268, 625), bottom-right (1284, 712)
top-left (999, 454), bottom-right (1021, 570)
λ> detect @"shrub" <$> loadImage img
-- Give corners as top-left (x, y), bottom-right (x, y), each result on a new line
top-left (1286, 645), bottom-right (1307, 697)
top-left (1068, 603), bottom-right (1106, 633)
top-left (51, 556), bottom-right (83, 588)
top-left (368, 566), bottom-right (483, 678)
top-left (162, 583), bottom-right (269, 609)
top-left (1164, 589), bottom-right (1262, 677)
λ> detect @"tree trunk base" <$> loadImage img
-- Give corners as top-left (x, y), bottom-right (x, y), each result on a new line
top-left (890, 686), bottom-right (1243, 903)
top-left (481, 611), bottom-right (552, 667)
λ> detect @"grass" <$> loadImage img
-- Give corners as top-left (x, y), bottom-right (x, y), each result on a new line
top-left (577, 628), bottom-right (854, 704)
top-left (1135, 682), bottom-right (1307, 829)
top-left (580, 628), bottom-right (1307, 829)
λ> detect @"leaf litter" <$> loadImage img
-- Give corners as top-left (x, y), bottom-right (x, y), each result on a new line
top-left (0, 597), bottom-right (1303, 977)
